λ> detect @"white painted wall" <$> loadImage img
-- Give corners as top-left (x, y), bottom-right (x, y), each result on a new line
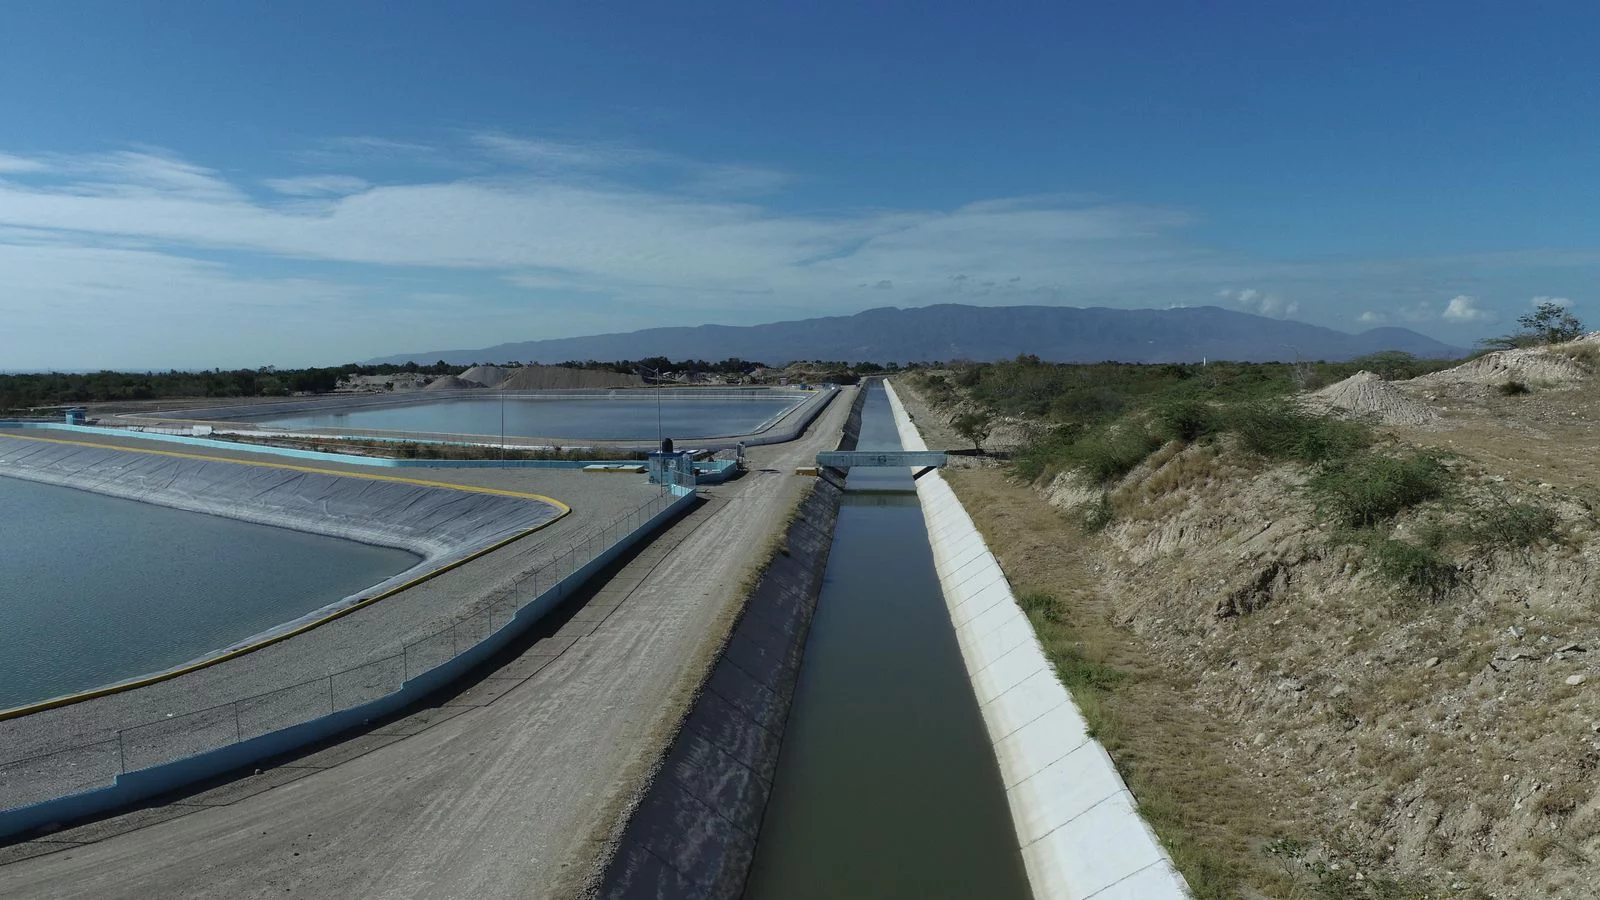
top-left (884, 381), bottom-right (1189, 900)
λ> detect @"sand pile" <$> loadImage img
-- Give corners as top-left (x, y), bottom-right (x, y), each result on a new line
top-left (458, 365), bottom-right (509, 387)
top-left (498, 364), bottom-right (644, 390)
top-left (1411, 347), bottom-right (1590, 388)
top-left (423, 375), bottom-right (487, 391)
top-left (1307, 371), bottom-right (1440, 425)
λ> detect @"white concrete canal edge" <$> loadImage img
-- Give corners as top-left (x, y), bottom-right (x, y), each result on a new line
top-left (883, 382), bottom-right (1190, 900)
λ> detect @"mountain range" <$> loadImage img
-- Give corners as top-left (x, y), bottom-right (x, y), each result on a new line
top-left (370, 304), bottom-right (1467, 367)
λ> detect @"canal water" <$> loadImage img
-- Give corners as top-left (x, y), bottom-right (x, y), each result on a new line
top-left (0, 477), bottom-right (417, 710)
top-left (743, 385), bottom-right (1029, 899)
top-left (251, 394), bottom-right (801, 440)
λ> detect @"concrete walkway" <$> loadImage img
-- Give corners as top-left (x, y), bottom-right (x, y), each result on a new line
top-left (0, 387), bottom-right (855, 899)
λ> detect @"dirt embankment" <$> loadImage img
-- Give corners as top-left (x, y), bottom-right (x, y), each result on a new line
top-left (497, 365), bottom-right (644, 391)
top-left (898, 367), bottom-right (1600, 900)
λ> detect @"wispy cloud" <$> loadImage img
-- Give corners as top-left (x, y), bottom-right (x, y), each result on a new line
top-left (0, 153), bottom-right (49, 174)
top-left (0, 133), bottom-right (1595, 367)
top-left (1218, 287), bottom-right (1298, 318)
top-left (1530, 294), bottom-right (1572, 308)
top-left (264, 174), bottom-right (371, 197)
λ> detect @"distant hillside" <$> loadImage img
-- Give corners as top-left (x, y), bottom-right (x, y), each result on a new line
top-left (370, 304), bottom-right (1467, 366)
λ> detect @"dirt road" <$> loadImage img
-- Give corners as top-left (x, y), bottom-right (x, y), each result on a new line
top-left (0, 389), bottom-right (854, 899)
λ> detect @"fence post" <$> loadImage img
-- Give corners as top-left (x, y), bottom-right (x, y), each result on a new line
top-left (326, 674), bottom-right (335, 715)
top-left (233, 702), bottom-right (243, 743)
top-left (117, 730), bottom-right (126, 775)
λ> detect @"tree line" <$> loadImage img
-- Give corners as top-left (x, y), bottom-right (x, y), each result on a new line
top-left (0, 361), bottom-right (466, 411)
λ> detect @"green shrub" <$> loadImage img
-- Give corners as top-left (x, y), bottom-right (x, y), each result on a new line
top-left (1048, 642), bottom-right (1126, 692)
top-left (1366, 536), bottom-right (1457, 601)
top-left (1225, 400), bottom-right (1372, 463)
top-left (1308, 452), bottom-right (1450, 527)
top-left (1017, 590), bottom-right (1066, 623)
top-left (1013, 425), bottom-right (1078, 481)
top-left (1082, 492), bottom-right (1115, 532)
top-left (1469, 501), bottom-right (1560, 548)
top-left (1151, 397), bottom-right (1218, 443)
top-left (1497, 380), bottom-right (1531, 396)
top-left (1064, 425), bottom-right (1163, 484)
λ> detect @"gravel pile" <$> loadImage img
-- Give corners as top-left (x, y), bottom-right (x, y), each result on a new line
top-left (1307, 371), bottom-right (1440, 426)
top-left (1411, 347), bottom-right (1590, 387)
top-left (423, 374), bottom-right (487, 391)
top-left (458, 365), bottom-right (510, 387)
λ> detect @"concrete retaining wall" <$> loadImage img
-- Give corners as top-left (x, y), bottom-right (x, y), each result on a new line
top-left (884, 382), bottom-right (1189, 900)
top-left (596, 384), bottom-right (867, 899)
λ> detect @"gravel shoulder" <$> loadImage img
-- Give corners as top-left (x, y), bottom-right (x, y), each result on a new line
top-left (0, 388), bottom-right (853, 899)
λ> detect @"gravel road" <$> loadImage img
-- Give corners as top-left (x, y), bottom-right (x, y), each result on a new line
top-left (0, 386), bottom-right (854, 899)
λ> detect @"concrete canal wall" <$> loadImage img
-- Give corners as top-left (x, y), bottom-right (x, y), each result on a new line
top-left (883, 382), bottom-right (1188, 900)
top-left (596, 384), bottom-right (869, 899)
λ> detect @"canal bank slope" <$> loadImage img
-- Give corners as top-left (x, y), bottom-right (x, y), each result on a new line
top-left (884, 382), bottom-right (1188, 900)
top-left (594, 383), bottom-right (869, 899)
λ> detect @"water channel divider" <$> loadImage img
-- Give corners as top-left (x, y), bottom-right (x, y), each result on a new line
top-left (883, 381), bottom-right (1189, 900)
top-left (0, 483), bottom-right (698, 842)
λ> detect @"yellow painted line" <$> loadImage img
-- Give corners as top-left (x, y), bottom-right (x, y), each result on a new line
top-left (0, 432), bottom-right (571, 512)
top-left (0, 432), bottom-right (578, 721)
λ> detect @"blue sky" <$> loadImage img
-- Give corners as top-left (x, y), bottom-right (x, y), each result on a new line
top-left (2, 1), bottom-right (1598, 368)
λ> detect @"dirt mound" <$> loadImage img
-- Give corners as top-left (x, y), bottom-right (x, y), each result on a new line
top-left (1411, 347), bottom-right (1591, 388)
top-left (423, 375), bottom-right (486, 391)
top-left (498, 365), bottom-right (644, 390)
top-left (1306, 370), bottom-right (1439, 425)
top-left (458, 365), bottom-right (509, 387)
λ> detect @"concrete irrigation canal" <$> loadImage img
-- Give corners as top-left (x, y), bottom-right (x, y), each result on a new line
top-left (741, 384), bottom-right (1031, 899)
top-left (598, 383), bottom-right (1031, 899)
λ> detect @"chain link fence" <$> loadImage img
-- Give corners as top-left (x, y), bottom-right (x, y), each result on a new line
top-left (0, 486), bottom-right (688, 816)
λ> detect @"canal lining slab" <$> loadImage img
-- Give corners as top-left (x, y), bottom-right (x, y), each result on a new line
top-left (885, 380), bottom-right (1190, 900)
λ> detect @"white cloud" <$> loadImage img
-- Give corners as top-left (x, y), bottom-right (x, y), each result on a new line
top-left (1443, 294), bottom-right (1494, 322)
top-left (1357, 310), bottom-right (1386, 323)
top-left (2, 133), bottom-right (1594, 367)
top-left (1220, 287), bottom-right (1299, 318)
top-left (0, 153), bottom-right (49, 174)
top-left (264, 175), bottom-right (371, 196)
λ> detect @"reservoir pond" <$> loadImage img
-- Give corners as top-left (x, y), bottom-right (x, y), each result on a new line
top-left (0, 477), bottom-right (417, 710)
top-left (248, 394), bottom-right (802, 440)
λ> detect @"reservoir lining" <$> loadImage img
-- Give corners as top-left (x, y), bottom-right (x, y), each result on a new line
top-left (0, 429), bottom-right (662, 818)
top-left (123, 387), bottom-right (825, 447)
top-left (0, 477), bottom-right (417, 711)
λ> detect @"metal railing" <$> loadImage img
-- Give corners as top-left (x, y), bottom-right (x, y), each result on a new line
top-left (0, 486), bottom-right (688, 816)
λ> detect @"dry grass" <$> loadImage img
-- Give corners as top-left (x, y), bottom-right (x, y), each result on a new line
top-left (945, 467), bottom-right (1303, 900)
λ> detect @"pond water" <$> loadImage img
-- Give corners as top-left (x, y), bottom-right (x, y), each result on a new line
top-left (0, 477), bottom-right (418, 710)
top-left (743, 385), bottom-right (1030, 899)
top-left (248, 394), bottom-right (802, 440)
